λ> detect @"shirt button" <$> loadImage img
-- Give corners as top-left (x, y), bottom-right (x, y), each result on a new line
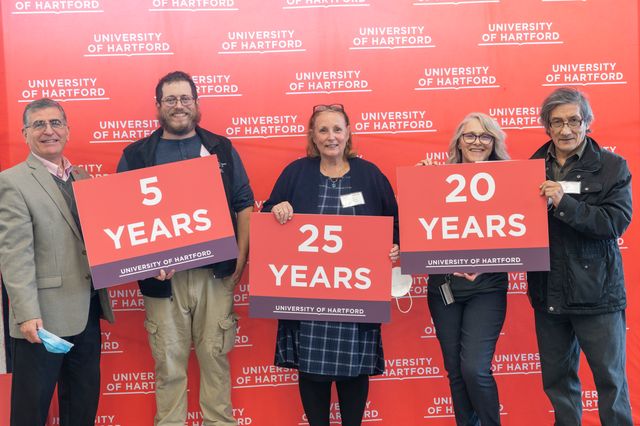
top-left (576, 174), bottom-right (581, 179)
top-left (549, 306), bottom-right (555, 312)
top-left (584, 265), bottom-right (589, 269)
top-left (559, 212), bottom-right (565, 217)
top-left (82, 249), bottom-right (87, 255)
top-left (85, 274), bottom-right (91, 280)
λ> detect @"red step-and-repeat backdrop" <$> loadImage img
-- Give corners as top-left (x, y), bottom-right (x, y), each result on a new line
top-left (1, 1), bottom-right (638, 424)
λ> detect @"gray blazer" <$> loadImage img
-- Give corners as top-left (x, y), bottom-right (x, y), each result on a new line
top-left (0, 153), bottom-right (114, 339)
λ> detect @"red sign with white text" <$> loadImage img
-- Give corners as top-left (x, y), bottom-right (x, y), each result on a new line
top-left (397, 159), bottom-right (549, 274)
top-left (73, 156), bottom-right (238, 289)
top-left (249, 213), bottom-right (393, 323)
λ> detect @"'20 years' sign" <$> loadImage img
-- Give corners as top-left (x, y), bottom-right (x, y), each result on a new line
top-left (74, 156), bottom-right (238, 289)
top-left (249, 213), bottom-right (393, 323)
top-left (397, 159), bottom-right (549, 274)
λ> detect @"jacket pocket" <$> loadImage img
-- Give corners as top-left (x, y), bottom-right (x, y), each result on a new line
top-left (579, 182), bottom-right (602, 194)
top-left (36, 276), bottom-right (62, 289)
top-left (564, 258), bottom-right (607, 306)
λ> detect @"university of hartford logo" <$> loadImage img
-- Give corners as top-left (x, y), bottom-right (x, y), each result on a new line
top-left (193, 74), bottom-right (241, 98)
top-left (543, 62), bottom-right (625, 87)
top-left (301, 401), bottom-right (381, 424)
top-left (234, 364), bottom-right (298, 388)
top-left (186, 408), bottom-right (253, 426)
top-left (104, 371), bottom-right (155, 395)
top-left (417, 65), bottom-right (498, 91)
top-left (86, 32), bottom-right (172, 57)
top-left (225, 114), bottom-right (304, 139)
top-left (283, 0), bottom-right (370, 10)
top-left (91, 119), bottom-right (158, 144)
top-left (220, 29), bottom-right (304, 54)
top-left (108, 286), bottom-right (144, 311)
top-left (150, 0), bottom-right (238, 12)
top-left (12, 0), bottom-right (102, 14)
top-left (489, 106), bottom-right (542, 130)
top-left (479, 22), bottom-right (562, 46)
top-left (353, 110), bottom-right (435, 135)
top-left (287, 69), bottom-right (370, 95)
top-left (21, 77), bottom-right (107, 102)
top-left (351, 25), bottom-right (434, 50)
top-left (492, 352), bottom-right (540, 375)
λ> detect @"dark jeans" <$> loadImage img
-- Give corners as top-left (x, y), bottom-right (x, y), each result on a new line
top-left (534, 309), bottom-right (632, 426)
top-left (428, 290), bottom-right (507, 426)
top-left (10, 295), bottom-right (102, 426)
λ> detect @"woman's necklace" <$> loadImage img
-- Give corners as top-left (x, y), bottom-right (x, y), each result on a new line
top-left (321, 162), bottom-right (348, 188)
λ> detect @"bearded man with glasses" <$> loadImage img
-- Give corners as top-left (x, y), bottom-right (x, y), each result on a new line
top-left (528, 87), bottom-right (633, 425)
top-left (117, 71), bottom-right (254, 426)
top-left (0, 98), bottom-right (114, 425)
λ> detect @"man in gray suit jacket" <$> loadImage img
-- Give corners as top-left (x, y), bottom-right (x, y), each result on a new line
top-left (0, 98), bottom-right (114, 426)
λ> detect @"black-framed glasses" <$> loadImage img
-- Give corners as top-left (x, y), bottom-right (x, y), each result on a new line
top-left (313, 104), bottom-right (344, 113)
top-left (461, 133), bottom-right (494, 145)
top-left (24, 119), bottom-right (66, 131)
top-left (549, 117), bottom-right (583, 130)
top-left (160, 95), bottom-right (196, 107)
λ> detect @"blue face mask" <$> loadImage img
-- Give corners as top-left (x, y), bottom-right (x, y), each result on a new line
top-left (37, 328), bottom-right (74, 354)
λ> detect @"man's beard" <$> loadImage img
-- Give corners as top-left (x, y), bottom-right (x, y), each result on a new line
top-left (158, 107), bottom-right (202, 136)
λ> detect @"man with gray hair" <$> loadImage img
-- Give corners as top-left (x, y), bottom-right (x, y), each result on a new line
top-left (0, 98), bottom-right (114, 425)
top-left (528, 87), bottom-right (633, 425)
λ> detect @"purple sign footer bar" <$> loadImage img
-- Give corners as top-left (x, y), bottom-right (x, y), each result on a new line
top-left (400, 247), bottom-right (550, 275)
top-left (250, 296), bottom-right (390, 323)
top-left (91, 237), bottom-right (238, 289)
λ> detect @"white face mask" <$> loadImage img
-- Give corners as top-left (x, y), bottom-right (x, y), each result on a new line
top-left (391, 266), bottom-right (412, 297)
top-left (391, 266), bottom-right (413, 313)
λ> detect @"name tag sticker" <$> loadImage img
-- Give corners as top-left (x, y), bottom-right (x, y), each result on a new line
top-left (340, 192), bottom-right (365, 208)
top-left (559, 181), bottom-right (581, 194)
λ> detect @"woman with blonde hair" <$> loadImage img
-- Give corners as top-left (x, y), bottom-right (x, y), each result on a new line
top-left (418, 112), bottom-right (510, 426)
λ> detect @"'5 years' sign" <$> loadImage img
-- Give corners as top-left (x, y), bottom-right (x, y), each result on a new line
top-left (74, 156), bottom-right (238, 289)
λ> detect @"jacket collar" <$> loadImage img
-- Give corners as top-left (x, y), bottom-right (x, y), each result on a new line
top-left (532, 136), bottom-right (603, 174)
top-left (26, 153), bottom-right (84, 241)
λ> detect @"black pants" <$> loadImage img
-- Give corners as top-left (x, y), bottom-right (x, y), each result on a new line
top-left (298, 374), bottom-right (369, 426)
top-left (10, 295), bottom-right (102, 426)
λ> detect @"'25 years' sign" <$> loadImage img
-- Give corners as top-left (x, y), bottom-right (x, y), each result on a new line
top-left (397, 159), bottom-right (549, 274)
top-left (74, 156), bottom-right (238, 289)
top-left (249, 213), bottom-right (393, 323)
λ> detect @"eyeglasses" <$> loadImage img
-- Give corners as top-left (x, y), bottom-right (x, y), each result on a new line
top-left (549, 117), bottom-right (583, 130)
top-left (24, 119), bottom-right (66, 131)
top-left (461, 133), bottom-right (494, 145)
top-left (313, 104), bottom-right (344, 113)
top-left (160, 95), bottom-right (196, 107)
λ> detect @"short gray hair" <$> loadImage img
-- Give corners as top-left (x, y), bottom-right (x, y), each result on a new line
top-left (447, 112), bottom-right (509, 164)
top-left (540, 88), bottom-right (593, 135)
top-left (23, 98), bottom-right (67, 128)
